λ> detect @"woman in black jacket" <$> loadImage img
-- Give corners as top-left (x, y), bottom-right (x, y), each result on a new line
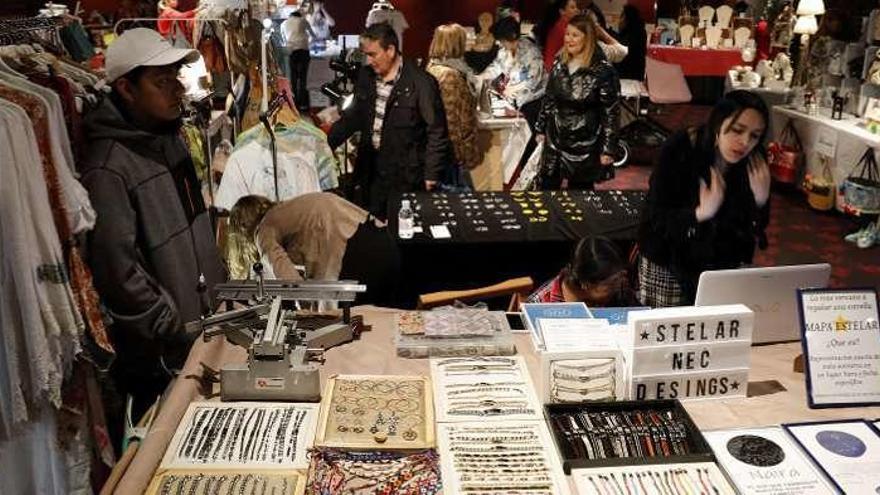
top-left (637, 90), bottom-right (772, 307)
top-left (536, 14), bottom-right (620, 190)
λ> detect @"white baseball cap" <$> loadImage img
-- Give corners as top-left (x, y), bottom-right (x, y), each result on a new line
top-left (105, 28), bottom-right (201, 83)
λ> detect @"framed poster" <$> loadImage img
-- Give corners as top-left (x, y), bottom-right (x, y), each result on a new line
top-left (784, 419), bottom-right (880, 494)
top-left (797, 288), bottom-right (880, 408)
top-left (705, 426), bottom-right (835, 494)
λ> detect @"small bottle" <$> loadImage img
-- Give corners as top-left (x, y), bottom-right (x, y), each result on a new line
top-left (398, 199), bottom-right (414, 239)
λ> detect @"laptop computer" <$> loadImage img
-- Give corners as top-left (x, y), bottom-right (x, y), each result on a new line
top-left (694, 263), bottom-right (832, 343)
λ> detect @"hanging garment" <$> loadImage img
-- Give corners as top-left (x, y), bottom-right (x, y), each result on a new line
top-left (0, 69), bottom-right (96, 233)
top-left (59, 22), bottom-right (95, 62)
top-left (215, 120), bottom-right (339, 209)
top-left (0, 100), bottom-right (82, 435)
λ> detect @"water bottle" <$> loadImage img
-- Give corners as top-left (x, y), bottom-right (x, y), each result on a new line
top-left (398, 199), bottom-right (414, 239)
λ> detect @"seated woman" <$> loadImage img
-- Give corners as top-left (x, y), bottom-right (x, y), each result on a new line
top-left (527, 236), bottom-right (635, 306)
top-left (225, 192), bottom-right (400, 306)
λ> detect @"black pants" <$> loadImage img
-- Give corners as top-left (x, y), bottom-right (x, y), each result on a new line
top-left (339, 221), bottom-right (401, 307)
top-left (518, 97), bottom-right (544, 175)
top-left (289, 49), bottom-right (311, 110)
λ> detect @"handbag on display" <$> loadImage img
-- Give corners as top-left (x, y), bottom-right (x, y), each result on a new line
top-left (803, 155), bottom-right (836, 211)
top-left (842, 148), bottom-right (880, 213)
top-left (766, 120), bottom-right (803, 184)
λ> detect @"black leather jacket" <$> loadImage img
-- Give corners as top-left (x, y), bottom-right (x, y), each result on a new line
top-left (328, 60), bottom-right (452, 217)
top-left (536, 53), bottom-right (620, 182)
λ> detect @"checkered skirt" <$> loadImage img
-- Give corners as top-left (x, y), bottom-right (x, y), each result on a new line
top-left (638, 256), bottom-right (687, 308)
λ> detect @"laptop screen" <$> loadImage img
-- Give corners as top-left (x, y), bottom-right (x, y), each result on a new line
top-left (694, 264), bottom-right (831, 343)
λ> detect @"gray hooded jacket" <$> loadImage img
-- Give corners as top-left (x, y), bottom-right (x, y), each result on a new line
top-left (80, 97), bottom-right (226, 374)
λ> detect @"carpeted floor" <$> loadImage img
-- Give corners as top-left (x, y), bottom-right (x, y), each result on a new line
top-left (598, 103), bottom-right (880, 291)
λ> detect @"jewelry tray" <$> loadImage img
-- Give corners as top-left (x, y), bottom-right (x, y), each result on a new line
top-left (395, 310), bottom-right (515, 358)
top-left (436, 420), bottom-right (572, 495)
top-left (160, 401), bottom-right (320, 470)
top-left (315, 374), bottom-right (435, 450)
top-left (545, 399), bottom-right (714, 473)
top-left (145, 468), bottom-right (306, 495)
top-left (430, 355), bottom-right (544, 423)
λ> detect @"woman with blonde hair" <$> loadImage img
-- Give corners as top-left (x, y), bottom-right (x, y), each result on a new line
top-left (224, 192), bottom-right (400, 305)
top-left (427, 23), bottom-right (483, 182)
top-left (535, 13), bottom-right (620, 190)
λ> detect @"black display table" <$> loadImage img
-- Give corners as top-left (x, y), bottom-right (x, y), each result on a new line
top-left (388, 190), bottom-right (646, 307)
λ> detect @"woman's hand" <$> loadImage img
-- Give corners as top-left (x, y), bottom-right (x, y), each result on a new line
top-left (600, 154), bottom-right (614, 166)
top-left (535, 134), bottom-right (545, 144)
top-left (748, 154), bottom-right (772, 207)
top-left (695, 166), bottom-right (726, 222)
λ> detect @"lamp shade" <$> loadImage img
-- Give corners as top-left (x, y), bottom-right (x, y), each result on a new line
top-left (796, 0), bottom-right (825, 16)
top-left (793, 15), bottom-right (818, 35)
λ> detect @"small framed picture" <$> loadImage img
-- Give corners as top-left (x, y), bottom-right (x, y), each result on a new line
top-left (797, 288), bottom-right (880, 408)
top-left (784, 419), bottom-right (880, 494)
top-left (864, 96), bottom-right (880, 121)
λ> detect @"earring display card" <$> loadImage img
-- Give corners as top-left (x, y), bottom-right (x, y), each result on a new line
top-left (545, 400), bottom-right (714, 473)
top-left (437, 421), bottom-right (571, 495)
top-left (784, 419), bottom-right (880, 494)
top-left (430, 356), bottom-right (543, 422)
top-left (160, 402), bottom-right (319, 470)
top-left (540, 350), bottom-right (628, 404)
top-left (145, 469), bottom-right (306, 495)
top-left (315, 374), bottom-right (435, 450)
top-left (704, 426), bottom-right (836, 494)
top-left (571, 462), bottom-right (736, 495)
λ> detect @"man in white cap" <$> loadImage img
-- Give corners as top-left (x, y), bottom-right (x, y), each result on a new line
top-left (80, 28), bottom-right (226, 438)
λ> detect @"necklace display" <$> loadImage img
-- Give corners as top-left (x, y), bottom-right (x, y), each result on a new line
top-left (550, 358), bottom-right (617, 403)
top-left (163, 402), bottom-right (318, 469)
top-left (306, 448), bottom-right (442, 495)
top-left (572, 462), bottom-right (737, 495)
top-left (148, 470), bottom-right (302, 495)
top-left (438, 422), bottom-right (568, 495)
top-left (317, 375), bottom-right (433, 449)
top-left (431, 356), bottom-right (542, 422)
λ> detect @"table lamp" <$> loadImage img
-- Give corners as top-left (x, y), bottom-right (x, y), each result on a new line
top-left (796, 0), bottom-right (825, 16)
top-left (793, 15), bottom-right (819, 88)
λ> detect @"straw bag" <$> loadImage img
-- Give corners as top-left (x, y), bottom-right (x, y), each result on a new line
top-left (803, 156), bottom-right (835, 211)
top-left (767, 120), bottom-right (802, 184)
top-left (842, 149), bottom-right (880, 213)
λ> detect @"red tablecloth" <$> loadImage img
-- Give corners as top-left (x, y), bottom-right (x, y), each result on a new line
top-left (648, 45), bottom-right (744, 77)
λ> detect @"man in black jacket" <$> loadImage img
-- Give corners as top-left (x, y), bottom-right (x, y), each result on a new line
top-left (81, 29), bottom-right (226, 437)
top-left (328, 22), bottom-right (452, 219)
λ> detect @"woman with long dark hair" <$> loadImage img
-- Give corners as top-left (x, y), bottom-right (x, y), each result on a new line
top-left (536, 0), bottom-right (580, 70)
top-left (614, 4), bottom-right (646, 80)
top-left (535, 14), bottom-right (620, 190)
top-left (637, 90), bottom-right (772, 307)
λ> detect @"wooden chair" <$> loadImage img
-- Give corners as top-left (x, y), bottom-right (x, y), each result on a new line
top-left (417, 277), bottom-right (535, 311)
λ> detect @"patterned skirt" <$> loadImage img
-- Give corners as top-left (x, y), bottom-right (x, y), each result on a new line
top-left (638, 256), bottom-right (688, 308)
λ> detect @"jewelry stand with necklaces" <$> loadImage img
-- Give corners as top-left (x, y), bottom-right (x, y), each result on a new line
top-left (541, 351), bottom-right (627, 404)
top-left (430, 355), bottom-right (544, 422)
top-left (436, 421), bottom-right (572, 495)
top-left (314, 375), bottom-right (435, 450)
top-left (145, 469), bottom-right (306, 495)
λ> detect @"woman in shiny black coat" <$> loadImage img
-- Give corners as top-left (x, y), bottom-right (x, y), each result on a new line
top-left (536, 14), bottom-right (620, 190)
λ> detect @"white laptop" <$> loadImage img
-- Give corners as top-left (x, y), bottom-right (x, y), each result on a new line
top-left (695, 263), bottom-right (832, 343)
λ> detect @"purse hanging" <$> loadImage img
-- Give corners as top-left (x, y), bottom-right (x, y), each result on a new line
top-left (767, 119), bottom-right (803, 184)
top-left (842, 148), bottom-right (880, 214)
top-left (803, 155), bottom-right (835, 211)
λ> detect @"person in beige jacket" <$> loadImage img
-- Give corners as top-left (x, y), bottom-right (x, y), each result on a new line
top-left (225, 192), bottom-right (400, 305)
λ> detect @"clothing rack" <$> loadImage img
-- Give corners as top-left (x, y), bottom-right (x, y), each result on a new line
top-left (113, 17), bottom-right (228, 35)
top-left (0, 17), bottom-right (65, 47)
top-left (259, 93), bottom-right (286, 201)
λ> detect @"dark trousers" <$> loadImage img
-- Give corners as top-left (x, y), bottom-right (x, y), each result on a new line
top-left (339, 222), bottom-right (401, 307)
top-left (289, 49), bottom-right (311, 110)
top-left (518, 97), bottom-right (543, 175)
